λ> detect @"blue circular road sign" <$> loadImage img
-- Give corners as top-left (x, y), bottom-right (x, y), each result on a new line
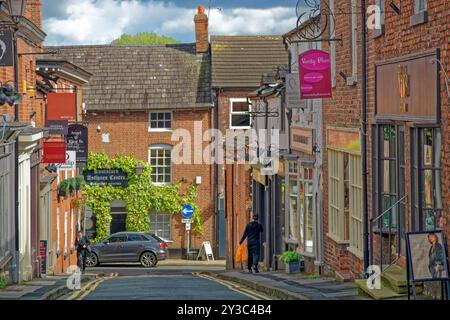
top-left (181, 205), bottom-right (194, 219)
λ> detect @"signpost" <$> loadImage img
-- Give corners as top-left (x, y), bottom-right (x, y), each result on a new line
top-left (299, 50), bottom-right (332, 99)
top-left (67, 124), bottom-right (88, 168)
top-left (43, 141), bottom-right (66, 164)
top-left (181, 205), bottom-right (195, 258)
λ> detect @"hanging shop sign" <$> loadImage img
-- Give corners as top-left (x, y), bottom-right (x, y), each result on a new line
top-left (43, 141), bottom-right (66, 164)
top-left (45, 120), bottom-right (68, 135)
top-left (46, 92), bottom-right (77, 121)
top-left (58, 150), bottom-right (76, 170)
top-left (299, 50), bottom-right (332, 99)
top-left (83, 169), bottom-right (129, 187)
top-left (66, 124), bottom-right (88, 167)
top-left (286, 73), bottom-right (307, 109)
top-left (0, 29), bottom-right (14, 67)
top-left (291, 127), bottom-right (314, 155)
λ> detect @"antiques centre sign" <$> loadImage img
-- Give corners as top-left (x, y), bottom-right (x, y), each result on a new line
top-left (84, 169), bottom-right (129, 187)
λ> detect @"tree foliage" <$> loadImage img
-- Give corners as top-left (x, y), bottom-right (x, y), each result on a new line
top-left (83, 152), bottom-right (203, 242)
top-left (111, 32), bottom-right (179, 45)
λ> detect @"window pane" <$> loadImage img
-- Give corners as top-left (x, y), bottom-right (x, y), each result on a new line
top-left (150, 113), bottom-right (157, 120)
top-left (150, 213), bottom-right (172, 239)
top-left (423, 169), bottom-right (433, 207)
top-left (232, 101), bottom-right (249, 112)
top-left (232, 114), bottom-right (250, 127)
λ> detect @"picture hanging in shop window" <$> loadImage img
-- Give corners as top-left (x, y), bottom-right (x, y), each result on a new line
top-left (406, 231), bottom-right (449, 282)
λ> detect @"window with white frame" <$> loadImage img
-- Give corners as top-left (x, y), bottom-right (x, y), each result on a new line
top-left (230, 98), bottom-right (251, 129)
top-left (349, 155), bottom-right (363, 257)
top-left (414, 0), bottom-right (427, 14)
top-left (287, 161), bottom-right (299, 241)
top-left (149, 145), bottom-right (172, 185)
top-left (150, 212), bottom-right (172, 240)
top-left (348, 0), bottom-right (358, 85)
top-left (149, 112), bottom-right (172, 131)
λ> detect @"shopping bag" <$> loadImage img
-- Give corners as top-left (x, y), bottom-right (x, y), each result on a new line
top-left (235, 243), bottom-right (247, 265)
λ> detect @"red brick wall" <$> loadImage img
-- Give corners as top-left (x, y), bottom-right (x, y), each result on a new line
top-left (368, 0), bottom-right (450, 248)
top-left (320, 0), bottom-right (364, 279)
top-left (85, 109), bottom-right (215, 251)
top-left (217, 90), bottom-right (254, 268)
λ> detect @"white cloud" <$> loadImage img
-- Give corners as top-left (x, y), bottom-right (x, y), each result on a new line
top-left (43, 0), bottom-right (296, 46)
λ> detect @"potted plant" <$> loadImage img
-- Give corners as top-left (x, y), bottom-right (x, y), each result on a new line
top-left (68, 178), bottom-right (77, 197)
top-left (75, 175), bottom-right (86, 191)
top-left (280, 251), bottom-right (303, 274)
top-left (57, 180), bottom-right (69, 199)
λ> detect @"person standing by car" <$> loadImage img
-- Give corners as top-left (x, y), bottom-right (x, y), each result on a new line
top-left (239, 214), bottom-right (263, 273)
top-left (75, 230), bottom-right (90, 274)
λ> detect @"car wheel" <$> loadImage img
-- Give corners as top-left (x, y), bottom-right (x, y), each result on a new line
top-left (86, 253), bottom-right (98, 267)
top-left (140, 251), bottom-right (157, 267)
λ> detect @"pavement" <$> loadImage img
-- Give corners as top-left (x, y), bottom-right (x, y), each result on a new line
top-left (211, 270), bottom-right (371, 300)
top-left (0, 273), bottom-right (101, 300)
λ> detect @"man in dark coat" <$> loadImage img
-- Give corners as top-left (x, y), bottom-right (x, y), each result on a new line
top-left (239, 214), bottom-right (263, 273)
top-left (75, 230), bottom-right (90, 274)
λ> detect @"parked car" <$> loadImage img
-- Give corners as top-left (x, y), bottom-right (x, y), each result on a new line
top-left (86, 232), bottom-right (168, 268)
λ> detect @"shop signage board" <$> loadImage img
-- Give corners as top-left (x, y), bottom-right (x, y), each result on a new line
top-left (59, 150), bottom-right (76, 170)
top-left (0, 29), bottom-right (14, 67)
top-left (83, 169), bottom-right (129, 187)
top-left (291, 127), bottom-right (314, 154)
top-left (46, 93), bottom-right (77, 121)
top-left (299, 50), bottom-right (332, 99)
top-left (66, 124), bottom-right (88, 167)
top-left (327, 128), bottom-right (361, 153)
top-left (286, 73), bottom-right (307, 109)
top-left (43, 141), bottom-right (66, 163)
top-left (45, 120), bottom-right (68, 135)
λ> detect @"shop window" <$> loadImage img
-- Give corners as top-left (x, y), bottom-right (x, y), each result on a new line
top-left (150, 212), bottom-right (172, 240)
top-left (411, 128), bottom-right (442, 231)
top-left (328, 149), bottom-right (350, 243)
top-left (230, 98), bottom-right (251, 129)
top-left (348, 155), bottom-right (363, 257)
top-left (149, 145), bottom-right (172, 185)
top-left (299, 166), bottom-right (314, 253)
top-left (149, 112), bottom-right (172, 131)
top-left (287, 161), bottom-right (299, 241)
top-left (56, 208), bottom-right (60, 255)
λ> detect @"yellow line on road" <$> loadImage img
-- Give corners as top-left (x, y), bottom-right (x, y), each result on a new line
top-left (193, 272), bottom-right (272, 300)
top-left (65, 273), bottom-right (117, 300)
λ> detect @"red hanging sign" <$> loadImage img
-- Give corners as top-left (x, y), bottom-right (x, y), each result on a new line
top-left (299, 50), bottom-right (332, 99)
top-left (46, 93), bottom-right (77, 121)
top-left (43, 141), bottom-right (66, 164)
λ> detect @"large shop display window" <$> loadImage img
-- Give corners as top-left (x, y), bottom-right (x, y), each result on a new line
top-left (411, 127), bottom-right (443, 232)
top-left (286, 161), bottom-right (314, 254)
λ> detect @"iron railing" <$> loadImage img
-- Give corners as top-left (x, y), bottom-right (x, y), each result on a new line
top-left (370, 195), bottom-right (407, 273)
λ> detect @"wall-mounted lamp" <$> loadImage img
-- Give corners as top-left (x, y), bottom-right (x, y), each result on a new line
top-left (312, 145), bottom-right (321, 153)
top-left (96, 125), bottom-right (101, 133)
top-left (389, 1), bottom-right (401, 16)
top-left (136, 162), bottom-right (144, 176)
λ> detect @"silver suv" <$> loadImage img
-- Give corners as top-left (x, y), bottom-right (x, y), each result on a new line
top-left (86, 232), bottom-right (168, 268)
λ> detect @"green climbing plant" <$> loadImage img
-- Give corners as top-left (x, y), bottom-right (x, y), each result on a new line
top-left (83, 152), bottom-right (203, 242)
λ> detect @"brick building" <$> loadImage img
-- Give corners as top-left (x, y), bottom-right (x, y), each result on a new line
top-left (0, 0), bottom-right (46, 283)
top-left (210, 35), bottom-right (288, 268)
top-left (46, 8), bottom-right (214, 257)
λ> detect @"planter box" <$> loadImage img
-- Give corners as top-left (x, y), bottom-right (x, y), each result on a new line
top-left (285, 260), bottom-right (305, 274)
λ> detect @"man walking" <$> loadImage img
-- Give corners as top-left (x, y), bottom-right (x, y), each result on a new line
top-left (239, 214), bottom-right (263, 273)
top-left (75, 230), bottom-right (90, 274)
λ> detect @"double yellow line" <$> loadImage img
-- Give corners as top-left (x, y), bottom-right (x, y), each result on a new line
top-left (194, 272), bottom-right (272, 300)
top-left (65, 273), bottom-right (118, 300)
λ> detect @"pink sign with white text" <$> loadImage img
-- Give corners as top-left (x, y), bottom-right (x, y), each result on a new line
top-left (299, 50), bottom-right (332, 99)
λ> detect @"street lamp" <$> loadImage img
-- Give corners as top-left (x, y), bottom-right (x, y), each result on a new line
top-left (136, 162), bottom-right (144, 176)
top-left (7, 0), bottom-right (27, 21)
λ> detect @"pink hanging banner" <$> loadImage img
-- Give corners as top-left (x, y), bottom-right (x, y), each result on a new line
top-left (299, 50), bottom-right (332, 99)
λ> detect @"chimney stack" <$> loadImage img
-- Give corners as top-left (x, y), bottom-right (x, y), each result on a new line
top-left (194, 5), bottom-right (209, 54)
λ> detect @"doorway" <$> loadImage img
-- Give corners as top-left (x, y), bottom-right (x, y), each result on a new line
top-left (110, 200), bottom-right (126, 235)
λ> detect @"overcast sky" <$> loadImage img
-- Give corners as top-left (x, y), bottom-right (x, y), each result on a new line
top-left (42, 0), bottom-right (300, 46)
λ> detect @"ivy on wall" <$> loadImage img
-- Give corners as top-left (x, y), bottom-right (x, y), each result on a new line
top-left (83, 152), bottom-right (204, 242)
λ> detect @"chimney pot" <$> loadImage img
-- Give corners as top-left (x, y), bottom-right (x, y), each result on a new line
top-left (194, 5), bottom-right (209, 54)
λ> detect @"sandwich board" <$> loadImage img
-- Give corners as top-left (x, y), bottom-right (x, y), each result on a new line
top-left (197, 241), bottom-right (214, 261)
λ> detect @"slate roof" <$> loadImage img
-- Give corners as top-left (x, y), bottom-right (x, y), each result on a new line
top-left (45, 44), bottom-right (211, 112)
top-left (211, 35), bottom-right (289, 89)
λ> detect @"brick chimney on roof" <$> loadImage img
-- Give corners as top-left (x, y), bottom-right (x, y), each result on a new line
top-left (194, 5), bottom-right (209, 54)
